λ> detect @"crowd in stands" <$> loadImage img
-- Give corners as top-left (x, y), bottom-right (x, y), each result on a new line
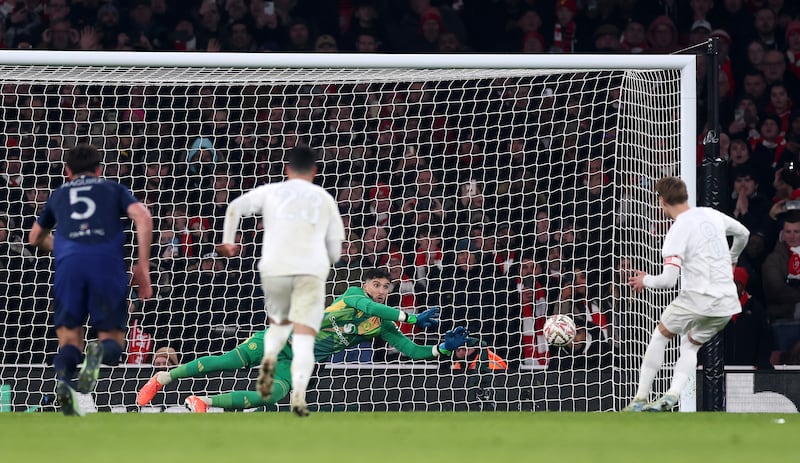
top-left (0, 0), bottom-right (799, 373)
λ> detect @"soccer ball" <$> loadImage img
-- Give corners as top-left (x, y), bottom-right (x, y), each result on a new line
top-left (542, 314), bottom-right (577, 347)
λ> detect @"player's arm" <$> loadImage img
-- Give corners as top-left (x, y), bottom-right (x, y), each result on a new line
top-left (29, 202), bottom-right (57, 252)
top-left (719, 212), bottom-right (750, 264)
top-left (219, 188), bottom-right (267, 255)
top-left (341, 293), bottom-right (438, 328)
top-left (28, 222), bottom-right (53, 252)
top-left (640, 256), bottom-right (681, 289)
top-left (326, 195), bottom-right (345, 264)
top-left (380, 321), bottom-right (468, 360)
top-left (127, 202), bottom-right (153, 299)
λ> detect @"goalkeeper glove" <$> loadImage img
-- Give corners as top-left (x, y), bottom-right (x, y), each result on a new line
top-left (414, 307), bottom-right (440, 330)
top-left (438, 326), bottom-right (469, 355)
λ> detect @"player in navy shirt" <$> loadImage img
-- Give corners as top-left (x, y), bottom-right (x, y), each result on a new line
top-left (28, 143), bottom-right (153, 416)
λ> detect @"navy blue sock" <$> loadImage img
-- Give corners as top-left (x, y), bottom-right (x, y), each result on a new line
top-left (101, 339), bottom-right (123, 366)
top-left (53, 344), bottom-right (82, 387)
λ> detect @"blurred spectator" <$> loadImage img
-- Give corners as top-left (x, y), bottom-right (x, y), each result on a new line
top-left (547, 317), bottom-right (613, 371)
top-left (314, 33), bottom-right (337, 52)
top-left (413, 225), bottom-right (443, 290)
top-left (687, 19), bottom-right (712, 47)
top-left (354, 30), bottom-right (380, 52)
top-left (438, 31), bottom-right (469, 53)
top-left (450, 337), bottom-right (507, 406)
top-left (223, 20), bottom-right (256, 52)
top-left (152, 346), bottom-right (180, 368)
top-left (554, 263), bottom-right (609, 337)
top-left (752, 7), bottom-right (783, 50)
top-left (620, 19), bottom-right (647, 53)
top-left (646, 15), bottom-right (679, 53)
top-left (0, 147), bottom-right (25, 196)
top-left (125, 0), bottom-right (165, 51)
top-left (592, 24), bottom-right (621, 52)
top-left (328, 237), bottom-right (365, 305)
top-left (516, 255), bottom-right (548, 366)
top-left (361, 224), bottom-right (390, 268)
top-left (728, 96), bottom-right (761, 143)
top-left (762, 49), bottom-right (800, 102)
top-left (730, 165), bottom-right (773, 233)
top-left (507, 8), bottom-right (543, 52)
top-left (787, 21), bottom-right (800, 79)
top-left (0, 214), bottom-right (34, 271)
top-left (740, 69), bottom-right (768, 108)
top-left (711, 29), bottom-right (735, 97)
top-left (38, 17), bottom-right (78, 49)
top-left (723, 266), bottom-right (774, 369)
top-left (188, 216), bottom-right (215, 259)
top-left (5, 1), bottom-right (41, 48)
top-left (765, 82), bottom-right (793, 134)
top-left (195, 0), bottom-right (222, 49)
top-left (712, 0), bottom-right (755, 46)
top-left (284, 17), bottom-right (312, 51)
top-left (521, 31), bottom-right (545, 53)
top-left (126, 316), bottom-right (154, 365)
top-left (386, 0), bottom-right (465, 54)
top-left (341, 1), bottom-right (386, 51)
top-left (762, 212), bottom-right (800, 362)
top-left (386, 251), bottom-right (416, 325)
top-left (550, 0), bottom-right (578, 53)
top-left (751, 115), bottom-right (785, 173)
top-left (95, 3), bottom-right (122, 50)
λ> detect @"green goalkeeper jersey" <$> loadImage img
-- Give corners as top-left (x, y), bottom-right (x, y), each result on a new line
top-left (313, 286), bottom-right (438, 361)
top-left (248, 286), bottom-right (439, 363)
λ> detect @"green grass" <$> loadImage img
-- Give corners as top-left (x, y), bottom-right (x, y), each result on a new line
top-left (0, 412), bottom-right (795, 462)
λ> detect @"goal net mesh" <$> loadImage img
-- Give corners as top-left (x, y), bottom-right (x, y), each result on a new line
top-left (0, 61), bottom-right (684, 412)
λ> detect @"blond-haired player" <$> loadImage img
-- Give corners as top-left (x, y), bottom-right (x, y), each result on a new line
top-left (623, 176), bottom-right (750, 412)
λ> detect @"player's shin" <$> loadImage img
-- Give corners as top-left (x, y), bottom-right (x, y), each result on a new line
top-left (100, 339), bottom-right (123, 365)
top-left (634, 328), bottom-right (670, 400)
top-left (667, 335), bottom-right (701, 397)
top-left (290, 333), bottom-right (315, 397)
top-left (211, 390), bottom-right (281, 410)
top-left (53, 344), bottom-right (82, 388)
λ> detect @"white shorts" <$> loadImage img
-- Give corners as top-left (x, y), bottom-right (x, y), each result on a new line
top-left (260, 274), bottom-right (326, 332)
top-left (660, 303), bottom-right (732, 344)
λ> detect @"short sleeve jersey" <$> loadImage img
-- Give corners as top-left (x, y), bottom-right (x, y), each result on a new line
top-left (36, 175), bottom-right (137, 263)
top-left (661, 207), bottom-right (739, 315)
top-left (229, 178), bottom-right (345, 280)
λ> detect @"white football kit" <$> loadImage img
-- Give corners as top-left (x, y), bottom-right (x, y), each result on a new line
top-left (222, 178), bottom-right (345, 330)
top-left (645, 207), bottom-right (750, 341)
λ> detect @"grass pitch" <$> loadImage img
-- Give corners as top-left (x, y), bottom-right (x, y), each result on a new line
top-left (0, 412), bottom-right (795, 462)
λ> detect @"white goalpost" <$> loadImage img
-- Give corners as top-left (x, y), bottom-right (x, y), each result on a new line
top-left (0, 51), bottom-right (695, 412)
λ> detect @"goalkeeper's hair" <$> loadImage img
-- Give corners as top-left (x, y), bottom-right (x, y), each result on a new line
top-left (65, 143), bottom-right (102, 175)
top-left (363, 268), bottom-right (391, 282)
top-left (654, 176), bottom-right (688, 205)
top-left (286, 146), bottom-right (318, 174)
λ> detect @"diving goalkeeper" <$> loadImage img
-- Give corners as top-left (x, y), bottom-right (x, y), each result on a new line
top-left (136, 268), bottom-right (469, 411)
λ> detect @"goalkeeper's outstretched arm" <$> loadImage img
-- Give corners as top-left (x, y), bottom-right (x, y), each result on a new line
top-left (341, 291), bottom-right (439, 329)
top-left (379, 321), bottom-right (468, 360)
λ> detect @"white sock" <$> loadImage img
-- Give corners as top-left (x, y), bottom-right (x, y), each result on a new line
top-left (634, 328), bottom-right (671, 400)
top-left (290, 333), bottom-right (316, 398)
top-left (667, 335), bottom-right (701, 397)
top-left (263, 323), bottom-right (293, 359)
top-left (156, 371), bottom-right (172, 385)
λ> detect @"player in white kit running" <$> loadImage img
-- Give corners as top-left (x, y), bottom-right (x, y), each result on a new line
top-left (216, 146), bottom-right (345, 416)
top-left (623, 176), bottom-right (750, 412)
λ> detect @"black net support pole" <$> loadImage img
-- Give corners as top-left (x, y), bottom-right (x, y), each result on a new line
top-left (698, 37), bottom-right (727, 412)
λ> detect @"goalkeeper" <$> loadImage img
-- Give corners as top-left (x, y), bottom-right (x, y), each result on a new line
top-left (137, 268), bottom-right (469, 411)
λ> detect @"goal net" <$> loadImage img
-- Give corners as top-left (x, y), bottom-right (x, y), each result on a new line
top-left (0, 52), bottom-right (695, 412)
